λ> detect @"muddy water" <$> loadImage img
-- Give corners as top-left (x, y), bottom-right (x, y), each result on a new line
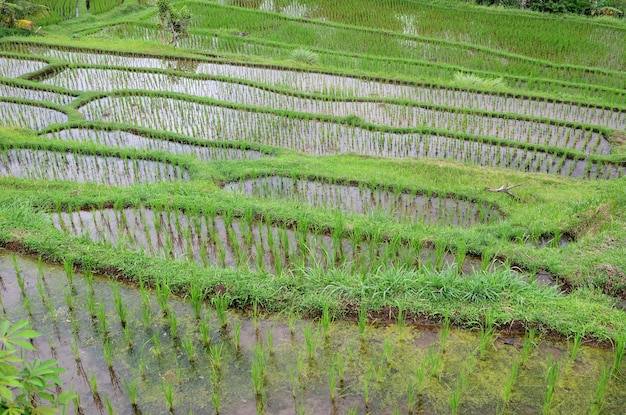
top-left (42, 128), bottom-right (272, 161)
top-left (1, 251), bottom-right (624, 414)
top-left (0, 101), bottom-right (68, 130)
top-left (79, 96), bottom-right (625, 179)
top-left (43, 68), bottom-right (609, 155)
top-left (51, 207), bottom-right (487, 275)
top-left (223, 176), bottom-right (501, 227)
top-left (0, 149), bottom-right (190, 186)
top-left (0, 83), bottom-right (75, 105)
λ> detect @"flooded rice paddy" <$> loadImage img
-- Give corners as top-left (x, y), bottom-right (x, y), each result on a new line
top-left (79, 95), bottom-right (625, 179)
top-left (0, 149), bottom-right (190, 186)
top-left (0, 56), bottom-right (47, 78)
top-left (1, 251), bottom-right (624, 414)
top-left (0, 82), bottom-right (76, 105)
top-left (51, 207), bottom-right (483, 275)
top-left (41, 128), bottom-right (272, 161)
top-left (0, 101), bottom-right (68, 130)
top-left (4, 43), bottom-right (624, 130)
top-left (44, 68), bottom-right (610, 155)
top-left (223, 176), bottom-right (501, 227)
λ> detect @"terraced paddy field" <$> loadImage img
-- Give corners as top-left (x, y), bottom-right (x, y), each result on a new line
top-left (0, 1), bottom-right (625, 414)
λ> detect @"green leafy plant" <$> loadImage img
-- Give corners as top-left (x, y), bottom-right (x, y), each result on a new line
top-left (0, 319), bottom-right (73, 414)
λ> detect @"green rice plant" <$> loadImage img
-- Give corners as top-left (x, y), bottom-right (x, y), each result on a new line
top-left (209, 343), bottom-right (224, 373)
top-left (63, 259), bottom-right (75, 292)
top-left (168, 308), bottom-right (179, 341)
top-left (156, 279), bottom-right (171, 317)
top-left (334, 352), bottom-right (346, 385)
top-left (478, 311), bottom-right (497, 360)
top-left (63, 287), bottom-right (74, 313)
top-left (125, 379), bottom-right (139, 412)
top-left (189, 281), bottom-right (204, 320)
top-left (542, 359), bottom-right (559, 415)
top-left (252, 300), bottom-right (260, 333)
top-left (363, 367), bottom-right (374, 408)
top-left (396, 303), bottom-right (406, 331)
top-left (303, 323), bottom-right (318, 361)
top-left (266, 325), bottom-right (274, 356)
top-left (233, 320), bottom-right (242, 351)
top-left (162, 379), bottom-right (174, 413)
top-left (358, 307), bottom-right (367, 340)
top-left (71, 334), bottom-right (81, 363)
top-left (211, 386), bottom-right (221, 415)
top-left (151, 332), bottom-right (163, 359)
top-left (123, 325), bottom-right (133, 349)
top-left (212, 293), bottom-right (230, 329)
top-left (383, 338), bottom-right (394, 367)
top-left (449, 379), bottom-right (462, 415)
top-left (455, 243), bottom-right (467, 275)
top-left (520, 329), bottom-right (536, 367)
top-left (328, 364), bottom-right (337, 402)
top-left (200, 316), bottom-right (211, 348)
top-left (288, 310), bottom-right (298, 336)
top-left (141, 294), bottom-right (153, 331)
top-left (111, 283), bottom-right (128, 329)
top-left (502, 360), bottom-right (519, 406)
top-left (590, 364), bottom-right (611, 415)
top-left (427, 346), bottom-right (442, 378)
top-left (612, 333), bottom-right (625, 375)
top-left (103, 340), bottom-right (114, 370)
top-left (321, 304), bottom-right (331, 338)
top-left (182, 336), bottom-right (196, 364)
top-left (434, 240), bottom-right (447, 271)
top-left (97, 303), bottom-right (108, 339)
top-left (569, 333), bottom-right (583, 362)
top-left (11, 254), bottom-right (26, 297)
top-left (251, 346), bottom-right (265, 397)
top-left (88, 371), bottom-right (101, 402)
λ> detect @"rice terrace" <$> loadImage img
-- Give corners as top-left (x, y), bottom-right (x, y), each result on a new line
top-left (0, 0), bottom-right (625, 413)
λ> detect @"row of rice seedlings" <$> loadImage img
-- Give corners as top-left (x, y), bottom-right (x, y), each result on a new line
top-left (89, 0), bottom-right (124, 15)
top-left (27, 0), bottom-right (76, 23)
top-left (9, 43), bottom-right (192, 69)
top-left (42, 127), bottom-right (270, 161)
top-left (9, 41), bottom-right (625, 129)
top-left (251, 0), bottom-right (624, 72)
top-left (2, 253), bottom-right (624, 414)
top-left (168, 3), bottom-right (626, 90)
top-left (0, 56), bottom-right (48, 78)
top-left (223, 175), bottom-right (501, 227)
top-left (96, 24), bottom-right (624, 105)
top-left (79, 95), bottom-right (625, 179)
top-left (46, 67), bottom-right (610, 154)
top-left (0, 82), bottom-right (76, 105)
top-left (50, 206), bottom-right (480, 276)
top-left (0, 149), bottom-right (190, 186)
top-left (0, 100), bottom-right (68, 130)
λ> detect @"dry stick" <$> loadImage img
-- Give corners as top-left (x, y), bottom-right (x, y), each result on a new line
top-left (485, 183), bottom-right (522, 198)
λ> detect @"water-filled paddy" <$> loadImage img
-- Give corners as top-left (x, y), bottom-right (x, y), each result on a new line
top-left (42, 128), bottom-right (272, 161)
top-left (0, 56), bottom-right (47, 78)
top-left (0, 101), bottom-right (68, 130)
top-left (0, 149), bottom-right (190, 186)
top-left (0, 83), bottom-right (75, 105)
top-left (51, 207), bottom-right (488, 275)
top-left (1, 251), bottom-right (624, 414)
top-left (44, 68), bottom-right (609, 155)
top-left (79, 95), bottom-right (624, 179)
top-left (223, 175), bottom-right (501, 227)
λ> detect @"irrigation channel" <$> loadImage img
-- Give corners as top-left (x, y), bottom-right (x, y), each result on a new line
top-left (1, 251), bottom-right (624, 414)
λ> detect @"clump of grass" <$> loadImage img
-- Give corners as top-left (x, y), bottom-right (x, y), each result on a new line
top-left (289, 48), bottom-right (319, 65)
top-left (453, 72), bottom-right (508, 90)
